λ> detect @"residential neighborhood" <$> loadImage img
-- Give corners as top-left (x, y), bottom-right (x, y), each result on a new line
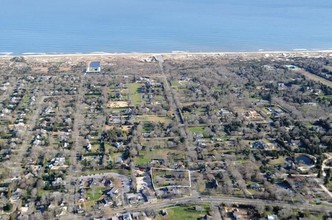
top-left (0, 52), bottom-right (332, 219)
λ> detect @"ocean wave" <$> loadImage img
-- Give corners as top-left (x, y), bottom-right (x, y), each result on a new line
top-left (293, 48), bottom-right (308, 51)
top-left (22, 52), bottom-right (47, 55)
top-left (171, 51), bottom-right (188, 53)
top-left (90, 51), bottom-right (108, 54)
top-left (0, 52), bottom-right (13, 55)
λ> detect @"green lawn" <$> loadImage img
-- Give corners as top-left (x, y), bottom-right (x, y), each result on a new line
top-left (128, 83), bottom-right (142, 106)
top-left (135, 156), bottom-right (151, 165)
top-left (135, 149), bottom-right (176, 166)
top-left (86, 187), bottom-right (104, 201)
top-left (21, 95), bottom-right (31, 104)
top-left (158, 205), bottom-right (209, 220)
top-left (304, 121), bottom-right (313, 128)
top-left (326, 180), bottom-right (332, 189)
top-left (324, 65), bottom-right (332, 72)
top-left (188, 126), bottom-right (205, 134)
top-left (170, 80), bottom-right (188, 88)
top-left (134, 115), bottom-right (172, 123)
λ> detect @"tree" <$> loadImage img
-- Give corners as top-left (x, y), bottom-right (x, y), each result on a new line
top-left (278, 207), bottom-right (292, 219)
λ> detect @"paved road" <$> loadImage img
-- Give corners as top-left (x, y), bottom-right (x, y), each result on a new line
top-left (66, 74), bottom-right (84, 211)
top-left (314, 178), bottom-right (332, 199)
top-left (322, 153), bottom-right (332, 177)
top-left (104, 194), bottom-right (332, 216)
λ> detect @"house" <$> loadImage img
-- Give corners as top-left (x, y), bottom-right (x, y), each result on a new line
top-left (252, 141), bottom-right (266, 149)
top-left (195, 206), bottom-right (204, 212)
top-left (267, 215), bottom-right (278, 220)
top-left (199, 215), bottom-right (213, 220)
top-left (122, 212), bottom-right (133, 220)
top-left (141, 188), bottom-right (157, 203)
top-left (250, 183), bottom-right (261, 191)
top-left (86, 61), bottom-right (101, 73)
top-left (231, 209), bottom-right (241, 220)
top-left (113, 142), bottom-right (123, 148)
top-left (126, 193), bottom-right (144, 204)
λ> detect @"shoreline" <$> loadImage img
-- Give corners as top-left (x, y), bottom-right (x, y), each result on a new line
top-left (1, 50), bottom-right (332, 59)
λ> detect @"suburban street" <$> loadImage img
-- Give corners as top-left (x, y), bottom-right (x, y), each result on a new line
top-left (104, 194), bottom-right (332, 215)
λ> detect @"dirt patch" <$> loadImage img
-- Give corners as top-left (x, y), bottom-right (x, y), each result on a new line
top-left (104, 125), bottom-right (131, 132)
top-left (106, 101), bottom-right (129, 108)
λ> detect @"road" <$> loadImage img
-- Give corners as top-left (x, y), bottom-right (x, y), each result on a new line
top-left (66, 74), bottom-right (84, 212)
top-left (314, 178), bottom-right (332, 199)
top-left (104, 194), bottom-right (332, 216)
top-left (155, 55), bottom-right (195, 164)
top-left (13, 94), bottom-right (45, 176)
top-left (321, 153), bottom-right (332, 177)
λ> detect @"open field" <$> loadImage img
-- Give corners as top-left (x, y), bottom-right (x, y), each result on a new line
top-left (135, 148), bottom-right (179, 166)
top-left (134, 115), bottom-right (172, 123)
top-left (128, 83), bottom-right (142, 106)
top-left (156, 205), bottom-right (210, 220)
top-left (106, 101), bottom-right (129, 108)
top-left (298, 69), bottom-right (332, 88)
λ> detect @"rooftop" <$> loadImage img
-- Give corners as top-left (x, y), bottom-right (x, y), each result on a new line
top-left (89, 61), bottom-right (101, 68)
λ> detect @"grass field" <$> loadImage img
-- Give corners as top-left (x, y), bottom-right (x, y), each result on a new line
top-left (298, 69), bottom-right (332, 88)
top-left (324, 65), bottom-right (332, 72)
top-left (188, 126), bottom-right (206, 134)
top-left (106, 101), bottom-right (129, 108)
top-left (268, 156), bottom-right (285, 166)
top-left (170, 80), bottom-right (188, 89)
top-left (86, 187), bottom-right (104, 201)
top-left (157, 205), bottom-right (209, 220)
top-left (134, 115), bottom-right (172, 123)
top-left (128, 83), bottom-right (142, 106)
top-left (135, 149), bottom-right (177, 165)
top-left (141, 138), bottom-right (169, 148)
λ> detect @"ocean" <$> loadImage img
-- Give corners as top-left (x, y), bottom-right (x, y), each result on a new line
top-left (0, 0), bottom-right (332, 55)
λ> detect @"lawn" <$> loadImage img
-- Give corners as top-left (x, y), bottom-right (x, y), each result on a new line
top-left (170, 80), bottom-right (180, 87)
top-left (135, 156), bottom-right (151, 165)
top-left (141, 138), bottom-right (171, 148)
top-left (86, 187), bottom-right (104, 201)
top-left (157, 205), bottom-right (209, 220)
top-left (154, 95), bottom-right (166, 102)
top-left (90, 143), bottom-right (100, 153)
top-left (21, 95), bottom-right (31, 104)
top-left (128, 83), bottom-right (142, 106)
top-left (183, 107), bottom-right (207, 117)
top-left (188, 126), bottom-right (205, 134)
top-left (134, 115), bottom-right (172, 123)
top-left (268, 157), bottom-right (285, 166)
top-left (324, 65), bottom-right (332, 72)
top-left (135, 149), bottom-right (176, 166)
top-left (299, 69), bottom-right (332, 88)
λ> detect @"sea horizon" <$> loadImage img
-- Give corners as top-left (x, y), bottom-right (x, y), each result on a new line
top-left (1, 0), bottom-right (332, 54)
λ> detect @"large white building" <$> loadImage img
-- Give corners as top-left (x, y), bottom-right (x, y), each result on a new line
top-left (86, 61), bottom-right (101, 73)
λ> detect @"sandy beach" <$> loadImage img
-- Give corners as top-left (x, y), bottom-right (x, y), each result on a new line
top-left (1, 50), bottom-right (332, 59)
top-left (0, 50), bottom-right (331, 67)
